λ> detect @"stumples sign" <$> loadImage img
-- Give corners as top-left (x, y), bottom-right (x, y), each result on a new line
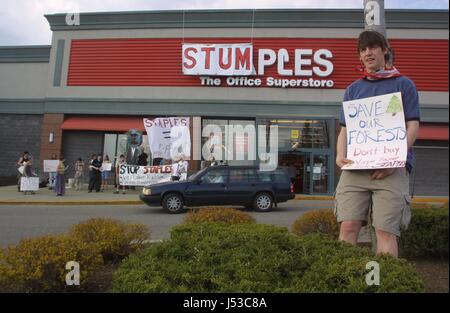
top-left (182, 43), bottom-right (335, 88)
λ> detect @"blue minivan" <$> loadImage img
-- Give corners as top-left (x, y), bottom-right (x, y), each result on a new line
top-left (140, 165), bottom-right (295, 214)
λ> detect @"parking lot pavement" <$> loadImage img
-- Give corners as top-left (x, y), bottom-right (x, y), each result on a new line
top-left (0, 200), bottom-right (334, 246)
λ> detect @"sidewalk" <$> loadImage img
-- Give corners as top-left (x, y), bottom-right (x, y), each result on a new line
top-left (0, 184), bottom-right (448, 205)
top-left (0, 185), bottom-right (142, 205)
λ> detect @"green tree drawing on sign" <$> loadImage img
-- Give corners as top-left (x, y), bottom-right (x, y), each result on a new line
top-left (386, 95), bottom-right (403, 116)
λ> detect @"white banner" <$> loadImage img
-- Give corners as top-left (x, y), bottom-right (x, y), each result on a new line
top-left (182, 43), bottom-right (253, 76)
top-left (342, 92), bottom-right (407, 170)
top-left (119, 164), bottom-right (172, 186)
top-left (43, 160), bottom-right (59, 172)
top-left (143, 117), bottom-right (191, 160)
top-left (20, 177), bottom-right (39, 191)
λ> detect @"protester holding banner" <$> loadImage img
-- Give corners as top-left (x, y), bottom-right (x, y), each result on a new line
top-left (73, 157), bottom-right (85, 191)
top-left (17, 151), bottom-right (34, 193)
top-left (171, 156), bottom-right (181, 181)
top-left (114, 154), bottom-right (127, 194)
top-left (48, 153), bottom-right (58, 190)
top-left (335, 30), bottom-right (420, 257)
top-left (101, 155), bottom-right (112, 191)
top-left (88, 154), bottom-right (102, 193)
top-left (55, 156), bottom-right (68, 196)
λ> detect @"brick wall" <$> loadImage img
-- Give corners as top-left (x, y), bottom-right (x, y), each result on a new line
top-left (62, 130), bottom-right (104, 183)
top-left (39, 113), bottom-right (64, 161)
top-left (0, 114), bottom-right (43, 184)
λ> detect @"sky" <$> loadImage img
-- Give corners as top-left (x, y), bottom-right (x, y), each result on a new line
top-left (0, 0), bottom-right (448, 46)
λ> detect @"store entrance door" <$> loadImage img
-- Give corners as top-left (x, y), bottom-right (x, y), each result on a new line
top-left (279, 152), bottom-right (311, 194)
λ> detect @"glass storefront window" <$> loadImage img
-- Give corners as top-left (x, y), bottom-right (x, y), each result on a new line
top-left (262, 119), bottom-right (330, 150)
top-left (202, 118), bottom-right (255, 166)
top-left (103, 133), bottom-right (150, 167)
top-left (312, 155), bottom-right (328, 193)
top-left (257, 118), bottom-right (333, 195)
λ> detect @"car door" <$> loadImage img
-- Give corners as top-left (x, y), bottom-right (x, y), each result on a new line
top-left (184, 168), bottom-right (229, 205)
top-left (226, 168), bottom-right (258, 205)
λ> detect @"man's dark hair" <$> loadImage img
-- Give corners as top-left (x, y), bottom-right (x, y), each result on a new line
top-left (357, 30), bottom-right (389, 53)
top-left (358, 30), bottom-right (394, 63)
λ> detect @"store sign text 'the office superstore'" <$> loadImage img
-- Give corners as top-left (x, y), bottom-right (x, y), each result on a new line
top-left (182, 43), bottom-right (335, 88)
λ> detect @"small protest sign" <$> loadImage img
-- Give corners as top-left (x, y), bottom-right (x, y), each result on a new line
top-left (43, 160), bottom-right (59, 172)
top-left (101, 163), bottom-right (112, 172)
top-left (20, 177), bottom-right (39, 191)
top-left (342, 92), bottom-right (407, 170)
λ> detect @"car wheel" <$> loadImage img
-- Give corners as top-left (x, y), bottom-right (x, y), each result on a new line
top-left (253, 192), bottom-right (273, 212)
top-left (162, 193), bottom-right (184, 214)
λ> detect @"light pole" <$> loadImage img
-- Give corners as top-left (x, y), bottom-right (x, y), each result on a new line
top-left (364, 0), bottom-right (394, 66)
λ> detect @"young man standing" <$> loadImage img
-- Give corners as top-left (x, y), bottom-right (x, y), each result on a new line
top-left (335, 31), bottom-right (420, 257)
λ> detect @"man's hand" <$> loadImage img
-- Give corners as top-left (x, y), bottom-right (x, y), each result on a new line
top-left (336, 156), bottom-right (353, 168)
top-left (370, 168), bottom-right (396, 180)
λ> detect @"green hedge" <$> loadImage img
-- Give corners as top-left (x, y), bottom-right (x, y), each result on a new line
top-left (112, 223), bottom-right (424, 293)
top-left (400, 207), bottom-right (449, 258)
top-left (0, 218), bottom-right (150, 292)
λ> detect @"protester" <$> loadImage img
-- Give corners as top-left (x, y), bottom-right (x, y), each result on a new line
top-left (138, 151), bottom-right (148, 166)
top-left (55, 156), bottom-right (68, 196)
top-left (48, 153), bottom-right (58, 190)
top-left (178, 155), bottom-right (189, 181)
top-left (335, 30), bottom-right (420, 257)
top-left (171, 156), bottom-right (181, 181)
top-left (73, 157), bottom-right (85, 191)
top-left (114, 154), bottom-right (126, 194)
top-left (17, 151), bottom-right (34, 194)
top-left (101, 155), bottom-right (112, 191)
top-left (88, 154), bottom-right (102, 193)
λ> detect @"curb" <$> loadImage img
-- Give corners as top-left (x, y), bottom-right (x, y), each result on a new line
top-left (294, 195), bottom-right (449, 203)
top-left (0, 196), bottom-right (447, 206)
top-left (0, 201), bottom-right (143, 205)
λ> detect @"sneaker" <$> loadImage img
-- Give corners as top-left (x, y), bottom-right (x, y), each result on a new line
top-left (122, 191), bottom-right (126, 194)
top-left (113, 190), bottom-right (119, 194)
top-left (88, 190), bottom-right (92, 193)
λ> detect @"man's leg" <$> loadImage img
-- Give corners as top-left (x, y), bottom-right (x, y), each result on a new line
top-left (339, 220), bottom-right (363, 245)
top-left (375, 229), bottom-right (398, 257)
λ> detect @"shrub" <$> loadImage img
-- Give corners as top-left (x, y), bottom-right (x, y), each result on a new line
top-left (292, 209), bottom-right (339, 239)
top-left (0, 234), bottom-right (102, 292)
top-left (183, 207), bottom-right (255, 225)
top-left (112, 223), bottom-right (424, 293)
top-left (400, 207), bottom-right (449, 257)
top-left (69, 218), bottom-right (150, 264)
top-left (294, 234), bottom-right (424, 292)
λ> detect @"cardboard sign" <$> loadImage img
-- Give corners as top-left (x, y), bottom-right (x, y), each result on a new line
top-left (43, 160), bottom-right (59, 172)
top-left (20, 177), bottom-right (39, 191)
top-left (101, 163), bottom-right (112, 171)
top-left (119, 164), bottom-right (172, 186)
top-left (182, 43), bottom-right (253, 76)
top-left (342, 92), bottom-right (407, 170)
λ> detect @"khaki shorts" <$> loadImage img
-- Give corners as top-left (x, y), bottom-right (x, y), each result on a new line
top-left (334, 168), bottom-right (412, 237)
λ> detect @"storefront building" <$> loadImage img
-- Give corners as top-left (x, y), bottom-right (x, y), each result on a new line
top-left (0, 9), bottom-right (448, 195)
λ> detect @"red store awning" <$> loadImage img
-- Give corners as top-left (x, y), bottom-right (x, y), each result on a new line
top-left (61, 116), bottom-right (146, 132)
top-left (417, 124), bottom-right (449, 141)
